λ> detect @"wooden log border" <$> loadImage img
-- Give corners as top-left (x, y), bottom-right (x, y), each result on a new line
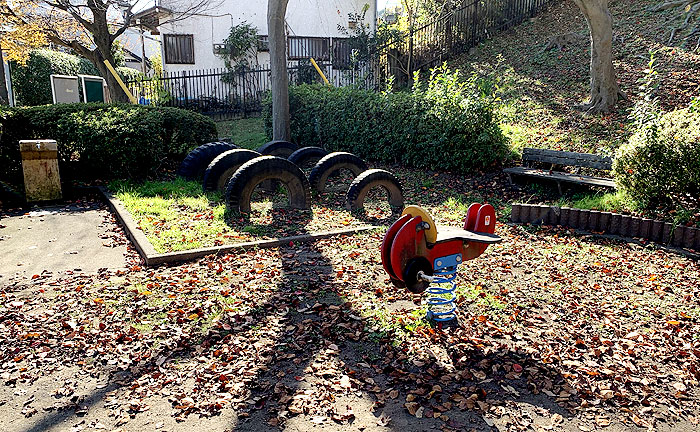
top-left (511, 203), bottom-right (700, 252)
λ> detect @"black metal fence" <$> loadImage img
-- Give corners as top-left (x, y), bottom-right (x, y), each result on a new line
top-left (378, 0), bottom-right (556, 85)
top-left (126, 62), bottom-right (376, 120)
top-left (127, 0), bottom-right (556, 118)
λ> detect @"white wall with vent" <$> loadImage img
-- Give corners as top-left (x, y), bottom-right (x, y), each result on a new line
top-left (158, 0), bottom-right (376, 73)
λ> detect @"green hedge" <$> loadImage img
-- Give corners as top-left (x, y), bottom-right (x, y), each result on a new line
top-left (613, 108), bottom-right (700, 207)
top-left (10, 49), bottom-right (145, 106)
top-left (263, 67), bottom-right (509, 172)
top-left (0, 103), bottom-right (218, 183)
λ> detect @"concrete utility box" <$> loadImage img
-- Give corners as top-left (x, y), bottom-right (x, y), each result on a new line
top-left (20, 140), bottom-right (62, 202)
top-left (50, 75), bottom-right (80, 104)
top-left (79, 75), bottom-right (106, 102)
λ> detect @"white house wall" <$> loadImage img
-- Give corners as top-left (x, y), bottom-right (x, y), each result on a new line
top-left (159, 0), bottom-right (376, 73)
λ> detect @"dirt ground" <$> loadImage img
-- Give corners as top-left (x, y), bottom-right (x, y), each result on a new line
top-left (1, 188), bottom-right (698, 431)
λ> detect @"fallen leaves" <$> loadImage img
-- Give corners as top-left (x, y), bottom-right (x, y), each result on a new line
top-left (1, 181), bottom-right (699, 432)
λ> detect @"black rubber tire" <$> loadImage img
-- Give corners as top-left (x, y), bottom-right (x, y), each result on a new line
top-left (256, 140), bottom-right (299, 158)
top-left (225, 156), bottom-right (311, 213)
top-left (308, 152), bottom-right (368, 192)
top-left (287, 146), bottom-right (328, 168)
top-left (345, 169), bottom-right (404, 211)
top-left (404, 257), bottom-right (433, 294)
top-left (202, 149), bottom-right (261, 192)
top-left (178, 142), bottom-right (238, 180)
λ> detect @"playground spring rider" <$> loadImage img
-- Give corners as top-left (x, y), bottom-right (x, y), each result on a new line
top-left (381, 205), bottom-right (502, 325)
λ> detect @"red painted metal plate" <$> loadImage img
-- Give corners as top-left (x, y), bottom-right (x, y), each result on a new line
top-left (464, 202), bottom-right (481, 231)
top-left (381, 214), bottom-right (411, 281)
top-left (390, 216), bottom-right (423, 282)
top-left (464, 204), bottom-right (497, 260)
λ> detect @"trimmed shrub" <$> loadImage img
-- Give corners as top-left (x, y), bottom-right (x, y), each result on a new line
top-left (0, 103), bottom-right (218, 183)
top-left (262, 66), bottom-right (509, 173)
top-left (613, 108), bottom-right (700, 206)
top-left (10, 49), bottom-right (100, 106)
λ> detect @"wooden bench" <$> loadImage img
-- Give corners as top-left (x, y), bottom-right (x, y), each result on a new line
top-left (503, 148), bottom-right (616, 194)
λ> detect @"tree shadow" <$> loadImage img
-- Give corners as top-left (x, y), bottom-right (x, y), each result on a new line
top-left (222, 236), bottom-right (580, 431)
top-left (11, 225), bottom-right (581, 432)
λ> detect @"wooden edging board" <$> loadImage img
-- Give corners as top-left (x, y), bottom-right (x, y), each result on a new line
top-left (98, 186), bottom-right (378, 266)
top-left (511, 203), bottom-right (700, 259)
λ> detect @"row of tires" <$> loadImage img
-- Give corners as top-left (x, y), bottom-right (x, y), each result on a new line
top-left (176, 141), bottom-right (404, 214)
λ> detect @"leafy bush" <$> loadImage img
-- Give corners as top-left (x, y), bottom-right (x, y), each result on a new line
top-left (10, 49), bottom-right (100, 106)
top-left (117, 67), bottom-right (144, 83)
top-left (613, 107), bottom-right (700, 207)
top-left (0, 103), bottom-right (218, 184)
top-left (263, 65), bottom-right (509, 172)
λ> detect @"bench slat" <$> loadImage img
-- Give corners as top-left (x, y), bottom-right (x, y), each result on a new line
top-left (522, 148), bottom-right (613, 170)
top-left (504, 166), bottom-right (617, 188)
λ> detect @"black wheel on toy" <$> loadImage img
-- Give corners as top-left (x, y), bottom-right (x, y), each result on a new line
top-left (403, 257), bottom-right (433, 294)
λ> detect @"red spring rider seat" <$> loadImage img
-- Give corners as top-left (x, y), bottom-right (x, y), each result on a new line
top-left (380, 204), bottom-right (502, 324)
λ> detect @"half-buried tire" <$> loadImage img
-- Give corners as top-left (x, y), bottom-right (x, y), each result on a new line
top-left (308, 152), bottom-right (368, 192)
top-left (288, 146), bottom-right (328, 168)
top-left (178, 142), bottom-right (238, 180)
top-left (225, 156), bottom-right (311, 213)
top-left (345, 169), bottom-right (404, 211)
top-left (202, 149), bottom-right (261, 192)
top-left (256, 140), bottom-right (299, 158)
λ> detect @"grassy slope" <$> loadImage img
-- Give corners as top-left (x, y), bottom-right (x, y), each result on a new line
top-left (215, 117), bottom-right (268, 149)
top-left (452, 0), bottom-right (700, 155)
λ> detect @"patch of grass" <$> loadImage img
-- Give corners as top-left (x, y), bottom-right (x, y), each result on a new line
top-left (554, 190), bottom-right (642, 214)
top-left (215, 117), bottom-right (267, 150)
top-left (108, 177), bottom-right (383, 253)
top-left (110, 179), bottom-right (233, 252)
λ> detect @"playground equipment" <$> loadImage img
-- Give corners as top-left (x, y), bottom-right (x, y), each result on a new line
top-left (178, 142), bottom-right (239, 180)
top-left (288, 146), bottom-right (328, 168)
top-left (202, 149), bottom-right (261, 192)
top-left (225, 156), bottom-right (311, 212)
top-left (381, 205), bottom-right (501, 325)
top-left (345, 169), bottom-right (403, 212)
top-left (308, 152), bottom-right (368, 193)
top-left (178, 142), bottom-right (405, 214)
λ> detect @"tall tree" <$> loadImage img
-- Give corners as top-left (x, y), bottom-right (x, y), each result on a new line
top-left (0, 23), bottom-right (47, 104)
top-left (268, 0), bottom-right (290, 140)
top-left (1, 0), bottom-right (216, 102)
top-left (573, 0), bottom-right (625, 113)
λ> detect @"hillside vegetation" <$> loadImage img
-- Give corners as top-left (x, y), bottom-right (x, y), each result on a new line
top-left (453, 0), bottom-right (700, 156)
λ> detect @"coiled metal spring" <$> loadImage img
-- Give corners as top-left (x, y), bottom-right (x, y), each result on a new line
top-left (419, 253), bottom-right (461, 323)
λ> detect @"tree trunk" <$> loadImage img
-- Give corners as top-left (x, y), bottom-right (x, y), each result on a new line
top-left (572, 0), bottom-right (623, 113)
top-left (268, 0), bottom-right (290, 141)
top-left (0, 46), bottom-right (9, 105)
top-left (86, 49), bottom-right (130, 103)
top-left (88, 14), bottom-right (131, 104)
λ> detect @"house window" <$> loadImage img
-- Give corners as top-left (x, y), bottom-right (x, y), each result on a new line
top-left (287, 37), bottom-right (330, 61)
top-left (163, 34), bottom-right (195, 64)
top-left (258, 35), bottom-right (269, 52)
top-left (332, 38), bottom-right (352, 69)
